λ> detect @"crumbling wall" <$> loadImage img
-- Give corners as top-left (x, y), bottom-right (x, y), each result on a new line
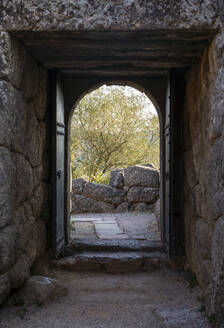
top-left (184, 30), bottom-right (224, 325)
top-left (71, 165), bottom-right (160, 214)
top-left (0, 33), bottom-right (50, 305)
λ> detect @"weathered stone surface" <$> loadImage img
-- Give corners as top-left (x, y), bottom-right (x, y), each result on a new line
top-left (26, 107), bottom-right (46, 167)
top-left (206, 216), bottom-right (224, 326)
top-left (124, 165), bottom-right (159, 188)
top-left (31, 255), bottom-right (50, 276)
top-left (33, 67), bottom-right (48, 120)
top-left (0, 147), bottom-right (14, 229)
top-left (16, 275), bottom-right (67, 306)
top-left (72, 194), bottom-right (114, 214)
top-left (13, 153), bottom-right (33, 208)
top-left (109, 169), bottom-right (124, 189)
top-left (29, 183), bottom-right (49, 219)
top-left (83, 182), bottom-right (125, 205)
top-left (0, 1), bottom-right (218, 32)
top-left (154, 199), bottom-right (160, 220)
top-left (72, 178), bottom-right (86, 194)
top-left (0, 273), bottom-right (10, 305)
top-left (0, 81), bottom-right (25, 151)
top-left (132, 203), bottom-right (152, 212)
top-left (9, 253), bottom-right (30, 289)
top-left (20, 51), bottom-right (40, 100)
top-left (127, 187), bottom-right (159, 204)
top-left (115, 202), bottom-right (130, 213)
top-left (0, 36), bottom-right (50, 308)
top-left (0, 32), bottom-right (25, 88)
top-left (0, 225), bottom-right (16, 274)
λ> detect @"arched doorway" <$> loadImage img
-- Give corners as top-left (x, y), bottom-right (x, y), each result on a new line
top-left (52, 72), bottom-right (185, 258)
top-left (68, 83), bottom-right (162, 244)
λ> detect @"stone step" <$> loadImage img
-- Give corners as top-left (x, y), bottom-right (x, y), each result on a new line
top-left (69, 238), bottom-right (163, 252)
top-left (52, 250), bottom-right (168, 273)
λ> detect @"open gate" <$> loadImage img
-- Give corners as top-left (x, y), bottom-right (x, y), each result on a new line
top-left (52, 72), bottom-right (66, 257)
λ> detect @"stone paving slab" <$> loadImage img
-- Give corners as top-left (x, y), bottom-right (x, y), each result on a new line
top-left (71, 212), bottom-right (160, 241)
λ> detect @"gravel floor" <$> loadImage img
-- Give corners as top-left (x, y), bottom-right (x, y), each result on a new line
top-left (71, 212), bottom-right (160, 240)
top-left (0, 269), bottom-right (211, 328)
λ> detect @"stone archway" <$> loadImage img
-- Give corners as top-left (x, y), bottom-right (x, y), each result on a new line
top-left (66, 81), bottom-right (162, 244)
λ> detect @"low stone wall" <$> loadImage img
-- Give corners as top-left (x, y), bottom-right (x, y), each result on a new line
top-left (71, 165), bottom-right (160, 214)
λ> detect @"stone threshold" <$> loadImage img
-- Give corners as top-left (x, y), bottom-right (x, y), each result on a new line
top-left (69, 238), bottom-right (163, 252)
top-left (52, 250), bottom-right (168, 273)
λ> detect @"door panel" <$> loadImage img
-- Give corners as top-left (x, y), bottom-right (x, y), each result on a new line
top-left (52, 73), bottom-right (65, 257)
top-left (164, 76), bottom-right (172, 254)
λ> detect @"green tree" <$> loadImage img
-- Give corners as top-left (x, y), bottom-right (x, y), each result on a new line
top-left (70, 86), bottom-right (159, 182)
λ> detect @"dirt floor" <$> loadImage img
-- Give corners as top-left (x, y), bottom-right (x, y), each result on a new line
top-left (0, 269), bottom-right (211, 328)
top-left (71, 212), bottom-right (160, 240)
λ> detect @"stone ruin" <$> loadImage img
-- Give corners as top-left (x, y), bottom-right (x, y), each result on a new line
top-left (71, 165), bottom-right (160, 214)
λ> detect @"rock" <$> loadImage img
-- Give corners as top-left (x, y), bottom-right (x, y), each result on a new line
top-left (72, 178), bottom-right (86, 194)
top-left (0, 273), bottom-right (10, 305)
top-left (31, 256), bottom-right (50, 276)
top-left (0, 147), bottom-right (14, 229)
top-left (124, 165), bottom-right (159, 188)
top-left (127, 187), bottom-right (159, 204)
top-left (83, 182), bottom-right (125, 205)
top-left (132, 203), bottom-right (153, 212)
top-left (154, 199), bottom-right (160, 220)
top-left (0, 225), bottom-right (16, 274)
top-left (109, 169), bottom-right (124, 189)
top-left (115, 202), bottom-right (130, 213)
top-left (0, 32), bottom-right (25, 88)
top-left (9, 254), bottom-right (30, 289)
top-left (72, 194), bottom-right (114, 213)
top-left (206, 216), bottom-right (224, 325)
top-left (16, 275), bottom-right (67, 306)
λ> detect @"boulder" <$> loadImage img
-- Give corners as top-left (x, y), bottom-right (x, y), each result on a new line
top-left (132, 203), bottom-right (153, 212)
top-left (72, 178), bottom-right (86, 194)
top-left (109, 169), bottom-right (124, 189)
top-left (72, 194), bottom-right (114, 213)
top-left (123, 165), bottom-right (159, 188)
top-left (83, 182), bottom-right (125, 205)
top-left (0, 273), bottom-right (10, 305)
top-left (127, 187), bottom-right (159, 204)
top-left (115, 202), bottom-right (130, 213)
top-left (15, 275), bottom-right (67, 306)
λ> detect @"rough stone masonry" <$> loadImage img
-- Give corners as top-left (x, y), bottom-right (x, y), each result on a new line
top-left (71, 165), bottom-right (160, 214)
top-left (0, 1), bottom-right (224, 327)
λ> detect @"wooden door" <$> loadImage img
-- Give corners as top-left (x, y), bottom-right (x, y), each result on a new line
top-left (164, 75), bottom-right (172, 254)
top-left (52, 73), bottom-right (65, 257)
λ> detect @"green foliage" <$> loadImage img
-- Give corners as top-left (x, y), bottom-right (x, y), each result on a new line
top-left (70, 85), bottom-right (160, 182)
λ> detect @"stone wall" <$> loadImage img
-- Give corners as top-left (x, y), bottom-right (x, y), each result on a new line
top-left (71, 165), bottom-right (160, 214)
top-left (184, 31), bottom-right (224, 325)
top-left (0, 33), bottom-right (50, 305)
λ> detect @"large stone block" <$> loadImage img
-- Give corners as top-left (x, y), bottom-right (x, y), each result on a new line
top-left (127, 187), bottom-right (159, 204)
top-left (109, 169), bottom-right (124, 189)
top-left (72, 178), bottom-right (86, 194)
top-left (0, 1), bottom-right (218, 32)
top-left (12, 153), bottom-right (33, 209)
top-left (0, 225), bottom-right (16, 274)
top-left (0, 81), bottom-right (26, 151)
top-left (72, 194), bottom-right (114, 213)
top-left (26, 106), bottom-right (46, 167)
top-left (9, 253), bottom-right (30, 289)
top-left (0, 273), bottom-right (10, 306)
top-left (14, 275), bottom-right (67, 306)
top-left (0, 147), bottom-right (14, 229)
top-left (124, 165), bottom-right (159, 188)
top-left (83, 181), bottom-right (125, 205)
top-left (206, 216), bottom-right (224, 325)
top-left (0, 32), bottom-right (25, 88)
